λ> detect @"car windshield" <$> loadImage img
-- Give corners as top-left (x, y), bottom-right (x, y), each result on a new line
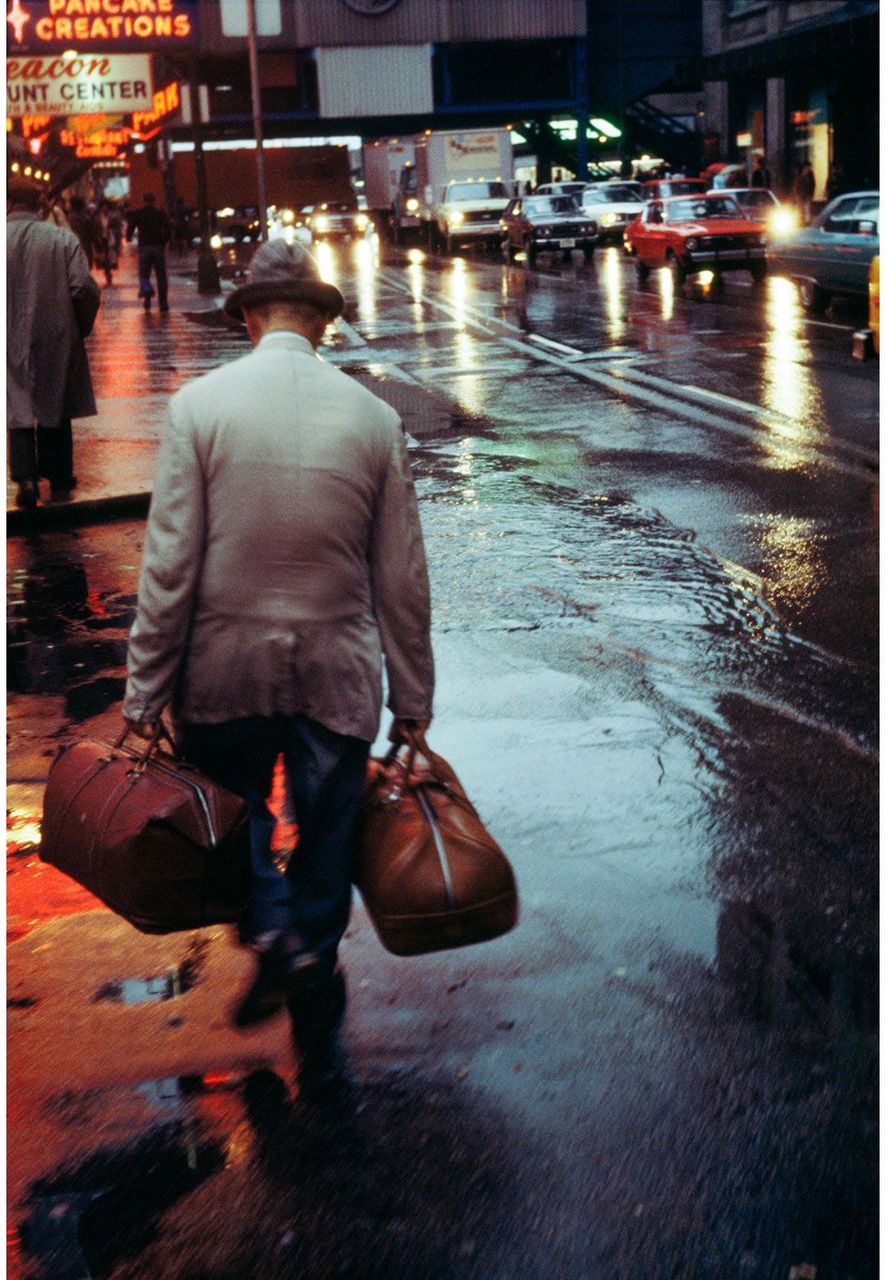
top-left (651, 181), bottom-right (703, 196)
top-left (524, 196), bottom-right (579, 215)
top-left (587, 186), bottom-right (642, 204)
top-left (731, 190), bottom-right (776, 212)
top-left (448, 182), bottom-right (509, 201)
top-left (666, 196), bottom-right (742, 221)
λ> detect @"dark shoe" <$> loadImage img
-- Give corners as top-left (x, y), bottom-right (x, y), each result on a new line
top-left (143, 297), bottom-right (152, 311)
top-left (49, 475), bottom-right (77, 501)
top-left (288, 967), bottom-right (349, 1100)
top-left (15, 479), bottom-right (38, 508)
top-left (232, 936), bottom-right (322, 1030)
top-left (159, 303), bottom-right (170, 313)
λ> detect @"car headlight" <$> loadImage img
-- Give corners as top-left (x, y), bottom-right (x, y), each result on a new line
top-left (406, 197), bottom-right (419, 213)
top-left (449, 209), bottom-right (464, 226)
top-left (601, 213), bottom-right (618, 226)
top-left (356, 213), bottom-right (369, 229)
top-left (769, 208), bottom-right (798, 236)
top-left (313, 215), bottom-right (330, 232)
top-left (281, 208), bottom-right (295, 225)
top-left (210, 234), bottom-right (223, 249)
top-left (685, 237), bottom-right (698, 250)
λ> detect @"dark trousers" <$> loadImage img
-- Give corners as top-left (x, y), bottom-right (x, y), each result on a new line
top-left (138, 244), bottom-right (168, 307)
top-left (8, 420), bottom-right (74, 484)
top-left (178, 714), bottom-right (370, 964)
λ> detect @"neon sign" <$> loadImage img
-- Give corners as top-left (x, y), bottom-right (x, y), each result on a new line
top-left (6, 1), bottom-right (198, 51)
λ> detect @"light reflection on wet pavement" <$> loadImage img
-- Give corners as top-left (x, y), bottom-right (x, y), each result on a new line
top-left (7, 239), bottom-right (877, 1278)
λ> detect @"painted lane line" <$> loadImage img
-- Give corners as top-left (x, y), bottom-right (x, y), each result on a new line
top-left (376, 269), bottom-right (875, 482)
top-left (616, 366), bottom-right (878, 468)
top-left (528, 334), bottom-right (583, 357)
top-left (334, 316), bottom-right (368, 347)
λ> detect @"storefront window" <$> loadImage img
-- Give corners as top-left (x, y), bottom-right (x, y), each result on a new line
top-left (787, 86), bottom-right (831, 200)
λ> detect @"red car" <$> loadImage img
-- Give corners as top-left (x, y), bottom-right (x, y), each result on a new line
top-left (638, 177), bottom-right (706, 202)
top-left (624, 193), bottom-right (768, 284)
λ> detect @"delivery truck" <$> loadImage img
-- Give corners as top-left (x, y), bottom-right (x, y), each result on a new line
top-left (361, 137), bottom-right (416, 240)
top-left (393, 127), bottom-right (515, 251)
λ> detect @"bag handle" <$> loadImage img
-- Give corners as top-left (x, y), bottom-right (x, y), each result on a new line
top-left (114, 717), bottom-right (177, 768)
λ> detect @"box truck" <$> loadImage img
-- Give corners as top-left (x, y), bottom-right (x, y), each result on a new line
top-left (361, 137), bottom-right (416, 240)
top-left (395, 127), bottom-right (515, 251)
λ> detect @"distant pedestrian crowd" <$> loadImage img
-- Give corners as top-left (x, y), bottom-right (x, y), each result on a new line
top-left (7, 178), bottom-right (192, 508)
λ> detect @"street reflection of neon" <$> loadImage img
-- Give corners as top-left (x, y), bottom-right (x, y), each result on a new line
top-left (354, 236), bottom-right (377, 322)
top-left (658, 269), bottom-right (674, 321)
top-left (602, 247), bottom-right (626, 341)
top-left (759, 515), bottom-right (825, 617)
top-left (758, 276), bottom-right (822, 470)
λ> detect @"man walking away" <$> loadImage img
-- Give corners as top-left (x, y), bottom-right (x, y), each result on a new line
top-left (66, 195), bottom-right (102, 268)
top-left (7, 178), bottom-right (101, 507)
top-left (126, 192), bottom-right (171, 311)
top-left (123, 240), bottom-right (434, 1096)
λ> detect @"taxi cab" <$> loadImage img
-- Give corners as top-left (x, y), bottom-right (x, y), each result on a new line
top-left (624, 193), bottom-right (768, 284)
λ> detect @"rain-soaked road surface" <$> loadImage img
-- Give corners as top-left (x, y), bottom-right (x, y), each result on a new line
top-left (7, 239), bottom-right (877, 1279)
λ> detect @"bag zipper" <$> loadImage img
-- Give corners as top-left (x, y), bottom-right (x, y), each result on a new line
top-left (144, 757), bottom-right (218, 847)
top-left (415, 786), bottom-right (456, 909)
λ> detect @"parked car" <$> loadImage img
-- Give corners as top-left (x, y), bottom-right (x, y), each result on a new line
top-left (624, 192), bottom-right (768, 284)
top-left (500, 194), bottom-right (598, 264)
top-left (579, 182), bottom-right (644, 241)
top-left (639, 176), bottom-right (706, 202)
top-left (711, 186), bottom-right (800, 237)
top-left (304, 200), bottom-right (372, 240)
top-left (767, 190), bottom-right (879, 312)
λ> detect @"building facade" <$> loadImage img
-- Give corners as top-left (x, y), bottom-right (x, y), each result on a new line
top-left (702, 0), bottom-right (878, 200)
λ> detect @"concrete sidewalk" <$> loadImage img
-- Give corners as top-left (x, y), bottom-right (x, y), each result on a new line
top-left (6, 242), bottom-right (245, 529)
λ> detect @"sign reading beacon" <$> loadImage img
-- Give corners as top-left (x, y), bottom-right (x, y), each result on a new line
top-left (7, 52), bottom-right (153, 114)
top-left (6, 0), bottom-right (198, 52)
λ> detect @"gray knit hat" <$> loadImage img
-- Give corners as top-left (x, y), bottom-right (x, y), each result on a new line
top-left (224, 239), bottom-right (344, 320)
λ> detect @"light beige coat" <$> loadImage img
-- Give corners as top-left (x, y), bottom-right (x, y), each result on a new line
top-left (123, 333), bottom-right (433, 741)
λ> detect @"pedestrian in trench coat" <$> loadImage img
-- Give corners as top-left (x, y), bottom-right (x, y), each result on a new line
top-left (6, 179), bottom-right (100, 507)
top-left (123, 239), bottom-right (434, 1092)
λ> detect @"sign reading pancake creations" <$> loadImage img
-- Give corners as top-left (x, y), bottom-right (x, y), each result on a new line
top-left (7, 52), bottom-right (153, 115)
top-left (6, 0), bottom-right (198, 52)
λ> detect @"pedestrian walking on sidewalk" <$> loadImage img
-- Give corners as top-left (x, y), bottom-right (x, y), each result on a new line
top-left (122, 240), bottom-right (435, 1094)
top-left (95, 199), bottom-right (123, 286)
top-left (126, 191), bottom-right (171, 311)
top-left (66, 195), bottom-right (102, 268)
top-left (7, 178), bottom-right (101, 508)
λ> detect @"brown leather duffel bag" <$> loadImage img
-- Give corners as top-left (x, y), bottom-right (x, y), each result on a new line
top-left (40, 724), bottom-right (250, 934)
top-left (356, 731), bottom-right (517, 956)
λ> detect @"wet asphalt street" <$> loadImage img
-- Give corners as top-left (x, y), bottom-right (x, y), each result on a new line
top-left (7, 238), bottom-right (878, 1279)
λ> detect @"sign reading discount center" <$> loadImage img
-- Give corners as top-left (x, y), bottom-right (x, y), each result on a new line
top-left (6, 0), bottom-right (198, 52)
top-left (7, 52), bottom-right (153, 115)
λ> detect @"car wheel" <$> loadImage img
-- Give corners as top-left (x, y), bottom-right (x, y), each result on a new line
top-left (636, 259), bottom-right (650, 281)
top-left (750, 261), bottom-right (767, 284)
top-left (581, 241), bottom-right (595, 259)
top-left (798, 279), bottom-right (830, 314)
top-left (562, 248), bottom-right (572, 262)
top-left (527, 238), bottom-right (538, 266)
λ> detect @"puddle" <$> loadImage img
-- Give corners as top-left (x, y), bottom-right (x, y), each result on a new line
top-left (92, 940), bottom-right (208, 1006)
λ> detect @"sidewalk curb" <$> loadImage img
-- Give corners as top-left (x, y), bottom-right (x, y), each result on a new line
top-left (7, 491), bottom-right (151, 536)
